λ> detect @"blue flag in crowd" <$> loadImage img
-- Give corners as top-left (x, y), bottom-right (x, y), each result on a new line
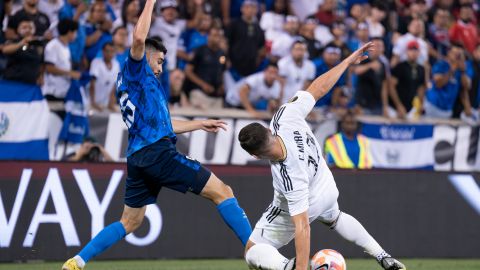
top-left (0, 80), bottom-right (49, 160)
top-left (58, 76), bottom-right (90, 144)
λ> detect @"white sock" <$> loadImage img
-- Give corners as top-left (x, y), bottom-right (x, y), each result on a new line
top-left (332, 212), bottom-right (386, 259)
top-left (245, 243), bottom-right (290, 270)
top-left (74, 255), bottom-right (85, 268)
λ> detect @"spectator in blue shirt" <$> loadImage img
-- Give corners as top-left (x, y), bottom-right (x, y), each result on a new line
top-left (314, 45), bottom-right (346, 108)
top-left (424, 44), bottom-right (473, 119)
top-left (84, 1), bottom-right (112, 62)
top-left (177, 13), bottom-right (212, 70)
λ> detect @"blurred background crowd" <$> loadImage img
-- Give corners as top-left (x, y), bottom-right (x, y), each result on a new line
top-left (0, 0), bottom-right (479, 123)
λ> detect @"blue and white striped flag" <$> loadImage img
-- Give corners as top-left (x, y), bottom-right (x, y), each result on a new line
top-left (362, 122), bottom-right (435, 169)
top-left (0, 80), bottom-right (49, 160)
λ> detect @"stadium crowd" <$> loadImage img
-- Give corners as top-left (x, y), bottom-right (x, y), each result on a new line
top-left (0, 0), bottom-right (479, 123)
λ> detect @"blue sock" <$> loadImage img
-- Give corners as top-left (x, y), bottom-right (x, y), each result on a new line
top-left (217, 198), bottom-right (252, 246)
top-left (78, 221), bottom-right (126, 263)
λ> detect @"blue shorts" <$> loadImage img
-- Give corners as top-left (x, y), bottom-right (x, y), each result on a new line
top-left (125, 138), bottom-right (211, 208)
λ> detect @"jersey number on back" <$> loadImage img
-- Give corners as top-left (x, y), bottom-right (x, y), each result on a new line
top-left (119, 92), bottom-right (136, 129)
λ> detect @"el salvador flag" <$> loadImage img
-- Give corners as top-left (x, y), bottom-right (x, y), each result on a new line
top-left (362, 122), bottom-right (435, 170)
top-left (58, 76), bottom-right (90, 144)
top-left (0, 80), bottom-right (49, 160)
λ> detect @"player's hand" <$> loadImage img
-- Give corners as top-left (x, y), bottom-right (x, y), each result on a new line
top-left (200, 119), bottom-right (227, 133)
top-left (345, 42), bottom-right (375, 65)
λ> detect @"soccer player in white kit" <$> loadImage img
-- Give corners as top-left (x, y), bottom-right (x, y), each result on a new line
top-left (238, 42), bottom-right (406, 270)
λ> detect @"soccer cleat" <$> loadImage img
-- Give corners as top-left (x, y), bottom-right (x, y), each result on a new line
top-left (379, 256), bottom-right (406, 270)
top-left (62, 258), bottom-right (83, 270)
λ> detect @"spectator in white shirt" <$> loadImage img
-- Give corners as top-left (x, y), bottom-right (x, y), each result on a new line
top-left (89, 42), bottom-right (120, 112)
top-left (366, 2), bottom-right (387, 38)
top-left (42, 18), bottom-right (79, 101)
top-left (391, 18), bottom-right (428, 67)
top-left (260, 0), bottom-right (291, 34)
top-left (268, 15), bottom-right (300, 61)
top-left (226, 63), bottom-right (282, 118)
top-left (150, 0), bottom-right (186, 70)
top-left (278, 38), bottom-right (315, 103)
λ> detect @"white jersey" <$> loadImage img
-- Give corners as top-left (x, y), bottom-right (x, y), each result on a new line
top-left (268, 90), bottom-right (338, 218)
top-left (278, 56), bottom-right (315, 104)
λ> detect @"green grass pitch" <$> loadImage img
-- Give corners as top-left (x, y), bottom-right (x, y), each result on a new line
top-left (1, 259), bottom-right (480, 270)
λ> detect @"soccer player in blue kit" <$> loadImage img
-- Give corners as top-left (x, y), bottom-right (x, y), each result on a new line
top-left (62, 0), bottom-right (252, 269)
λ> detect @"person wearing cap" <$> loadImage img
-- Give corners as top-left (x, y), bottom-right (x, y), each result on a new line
top-left (150, 0), bottom-right (186, 70)
top-left (424, 44), bottom-right (473, 119)
top-left (277, 38), bottom-right (316, 103)
top-left (389, 40), bottom-right (426, 119)
top-left (226, 0), bottom-right (265, 79)
top-left (267, 15), bottom-right (301, 60)
top-left (313, 45), bottom-right (346, 108)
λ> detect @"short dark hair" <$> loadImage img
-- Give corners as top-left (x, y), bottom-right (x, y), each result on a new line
top-left (102, 41), bottom-right (114, 50)
top-left (58, 18), bottom-right (78, 36)
top-left (238, 123), bottom-right (271, 155)
top-left (112, 26), bottom-right (127, 36)
top-left (291, 37), bottom-right (306, 48)
top-left (266, 62), bottom-right (278, 70)
top-left (145, 37), bottom-right (167, 54)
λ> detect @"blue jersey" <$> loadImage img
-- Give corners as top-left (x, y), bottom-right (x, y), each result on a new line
top-left (426, 60), bottom-right (461, 111)
top-left (116, 52), bottom-right (175, 156)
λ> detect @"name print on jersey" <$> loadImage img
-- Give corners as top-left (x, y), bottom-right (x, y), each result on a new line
top-left (293, 130), bottom-right (305, 161)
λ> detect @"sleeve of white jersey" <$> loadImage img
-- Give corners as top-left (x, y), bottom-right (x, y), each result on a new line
top-left (281, 90), bottom-right (316, 120)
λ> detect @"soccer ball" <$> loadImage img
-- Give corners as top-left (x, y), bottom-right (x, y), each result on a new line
top-left (310, 249), bottom-right (346, 270)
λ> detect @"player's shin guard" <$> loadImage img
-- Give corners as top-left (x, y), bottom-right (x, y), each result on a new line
top-left (77, 221), bottom-right (127, 263)
top-left (216, 197), bottom-right (252, 246)
top-left (331, 212), bottom-right (384, 258)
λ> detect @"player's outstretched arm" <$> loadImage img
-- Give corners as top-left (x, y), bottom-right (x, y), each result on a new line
top-left (130, 0), bottom-right (156, 60)
top-left (306, 42), bottom-right (374, 101)
top-left (172, 119), bottom-right (227, 134)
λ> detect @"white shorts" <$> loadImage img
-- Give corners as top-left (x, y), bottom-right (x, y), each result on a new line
top-left (250, 195), bottom-right (340, 249)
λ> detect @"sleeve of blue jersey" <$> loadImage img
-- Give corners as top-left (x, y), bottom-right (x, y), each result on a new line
top-left (124, 50), bottom-right (146, 81)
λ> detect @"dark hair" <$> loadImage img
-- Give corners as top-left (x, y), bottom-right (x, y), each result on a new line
top-left (238, 123), bottom-right (271, 155)
top-left (112, 26), bottom-right (127, 36)
top-left (58, 18), bottom-right (78, 36)
top-left (266, 62), bottom-right (279, 69)
top-left (102, 41), bottom-right (114, 50)
top-left (145, 37), bottom-right (167, 54)
top-left (291, 37), bottom-right (306, 48)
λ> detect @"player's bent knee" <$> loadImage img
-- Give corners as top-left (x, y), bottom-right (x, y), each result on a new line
top-left (201, 174), bottom-right (235, 204)
top-left (245, 243), bottom-right (286, 270)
